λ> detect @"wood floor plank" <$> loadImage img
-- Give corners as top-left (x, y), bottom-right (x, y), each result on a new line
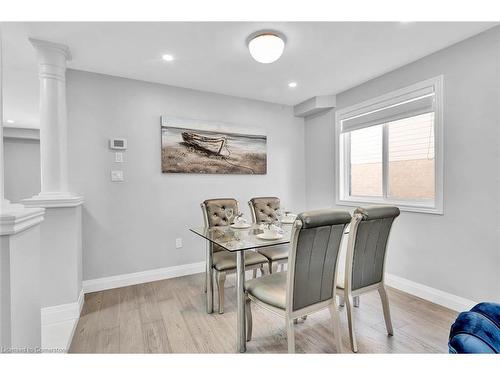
top-left (70, 273), bottom-right (457, 353)
top-left (96, 326), bottom-right (120, 353)
top-left (99, 288), bottom-right (121, 330)
top-left (158, 298), bottom-right (198, 353)
top-left (142, 320), bottom-right (170, 353)
top-left (137, 283), bottom-right (162, 324)
top-left (119, 308), bottom-right (145, 353)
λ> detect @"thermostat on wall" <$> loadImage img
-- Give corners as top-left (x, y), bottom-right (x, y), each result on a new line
top-left (109, 138), bottom-right (127, 150)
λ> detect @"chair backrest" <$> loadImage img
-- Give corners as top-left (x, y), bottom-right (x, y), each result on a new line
top-left (287, 209), bottom-right (351, 312)
top-left (248, 197), bottom-right (280, 224)
top-left (346, 206), bottom-right (400, 292)
top-left (201, 198), bottom-right (239, 253)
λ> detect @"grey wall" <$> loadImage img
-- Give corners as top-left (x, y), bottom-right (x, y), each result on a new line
top-left (304, 109), bottom-right (335, 210)
top-left (4, 137), bottom-right (40, 202)
top-left (66, 70), bottom-right (306, 280)
top-left (305, 27), bottom-right (500, 302)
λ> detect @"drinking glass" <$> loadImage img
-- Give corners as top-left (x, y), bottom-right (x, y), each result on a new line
top-left (276, 208), bottom-right (284, 221)
top-left (225, 207), bottom-right (234, 225)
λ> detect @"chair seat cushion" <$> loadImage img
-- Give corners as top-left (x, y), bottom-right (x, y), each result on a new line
top-left (257, 245), bottom-right (289, 261)
top-left (245, 272), bottom-right (287, 310)
top-left (213, 250), bottom-right (267, 272)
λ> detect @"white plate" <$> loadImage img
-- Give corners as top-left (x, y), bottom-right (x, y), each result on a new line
top-left (230, 223), bottom-right (251, 229)
top-left (256, 233), bottom-right (284, 240)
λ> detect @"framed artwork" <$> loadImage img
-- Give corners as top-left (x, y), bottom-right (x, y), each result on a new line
top-left (161, 116), bottom-right (267, 174)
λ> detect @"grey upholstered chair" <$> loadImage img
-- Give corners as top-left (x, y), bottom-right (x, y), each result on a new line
top-left (336, 206), bottom-right (400, 352)
top-left (201, 198), bottom-right (268, 314)
top-left (248, 197), bottom-right (289, 273)
top-left (245, 209), bottom-right (351, 353)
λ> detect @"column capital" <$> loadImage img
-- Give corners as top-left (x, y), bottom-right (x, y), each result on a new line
top-left (29, 38), bottom-right (72, 61)
top-left (29, 38), bottom-right (72, 81)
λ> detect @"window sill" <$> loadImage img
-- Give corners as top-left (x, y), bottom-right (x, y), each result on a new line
top-left (335, 198), bottom-right (443, 215)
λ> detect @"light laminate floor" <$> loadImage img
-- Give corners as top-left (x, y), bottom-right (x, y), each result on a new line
top-left (69, 272), bottom-right (457, 353)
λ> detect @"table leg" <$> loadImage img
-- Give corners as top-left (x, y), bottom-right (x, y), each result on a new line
top-left (206, 241), bottom-right (213, 314)
top-left (236, 251), bottom-right (246, 353)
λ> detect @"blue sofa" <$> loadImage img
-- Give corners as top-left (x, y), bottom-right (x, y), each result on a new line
top-left (449, 302), bottom-right (500, 353)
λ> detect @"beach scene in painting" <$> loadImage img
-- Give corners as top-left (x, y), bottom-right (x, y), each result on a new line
top-left (161, 126), bottom-right (267, 174)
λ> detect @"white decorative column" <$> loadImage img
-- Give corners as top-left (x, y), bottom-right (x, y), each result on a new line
top-left (22, 39), bottom-right (84, 351)
top-left (23, 38), bottom-right (81, 204)
top-left (0, 27), bottom-right (45, 351)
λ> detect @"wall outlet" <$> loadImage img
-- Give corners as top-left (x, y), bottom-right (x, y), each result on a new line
top-left (175, 238), bottom-right (183, 249)
top-left (115, 152), bottom-right (124, 163)
top-left (111, 170), bottom-right (124, 182)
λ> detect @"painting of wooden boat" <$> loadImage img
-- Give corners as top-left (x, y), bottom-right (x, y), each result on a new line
top-left (181, 131), bottom-right (227, 155)
top-left (161, 121), bottom-right (267, 175)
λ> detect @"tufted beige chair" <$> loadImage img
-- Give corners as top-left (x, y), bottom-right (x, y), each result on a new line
top-left (248, 197), bottom-right (289, 274)
top-left (336, 206), bottom-right (400, 352)
top-left (201, 198), bottom-right (268, 314)
top-left (245, 209), bottom-right (350, 353)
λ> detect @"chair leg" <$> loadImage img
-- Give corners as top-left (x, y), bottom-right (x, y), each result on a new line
top-left (206, 267), bottom-right (214, 313)
top-left (353, 296), bottom-right (360, 307)
top-left (286, 318), bottom-right (295, 353)
top-left (329, 303), bottom-right (343, 353)
top-left (252, 269), bottom-right (257, 279)
top-left (216, 272), bottom-right (226, 314)
top-left (345, 294), bottom-right (358, 353)
top-left (378, 286), bottom-right (394, 336)
top-left (245, 296), bottom-right (253, 342)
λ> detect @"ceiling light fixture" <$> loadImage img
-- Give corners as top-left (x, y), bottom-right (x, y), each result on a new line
top-left (288, 82), bottom-right (297, 88)
top-left (6, 119), bottom-right (15, 124)
top-left (247, 31), bottom-right (286, 64)
top-left (162, 54), bottom-right (174, 62)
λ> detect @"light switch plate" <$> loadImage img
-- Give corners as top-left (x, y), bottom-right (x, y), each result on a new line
top-left (111, 170), bottom-right (124, 182)
top-left (175, 238), bottom-right (183, 249)
top-left (115, 152), bottom-right (124, 163)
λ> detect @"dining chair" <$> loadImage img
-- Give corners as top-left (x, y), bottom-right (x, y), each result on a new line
top-left (245, 209), bottom-right (351, 353)
top-left (201, 198), bottom-right (268, 314)
top-left (336, 206), bottom-right (400, 352)
top-left (248, 197), bottom-right (288, 273)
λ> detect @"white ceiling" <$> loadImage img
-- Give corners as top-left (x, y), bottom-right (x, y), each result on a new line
top-left (1, 21), bottom-right (497, 128)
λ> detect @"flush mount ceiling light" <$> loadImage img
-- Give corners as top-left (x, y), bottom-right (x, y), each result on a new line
top-left (6, 119), bottom-right (15, 124)
top-left (288, 81), bottom-right (297, 88)
top-left (162, 54), bottom-right (174, 62)
top-left (247, 31), bottom-right (286, 64)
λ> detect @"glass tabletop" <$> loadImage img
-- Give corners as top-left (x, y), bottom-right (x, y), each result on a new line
top-left (190, 223), bottom-right (293, 252)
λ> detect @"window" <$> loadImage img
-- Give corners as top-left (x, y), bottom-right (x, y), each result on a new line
top-left (336, 76), bottom-right (443, 214)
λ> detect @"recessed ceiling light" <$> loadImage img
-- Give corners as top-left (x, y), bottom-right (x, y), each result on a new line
top-left (247, 31), bottom-right (286, 64)
top-left (162, 54), bottom-right (174, 62)
top-left (288, 82), bottom-right (297, 88)
top-left (6, 119), bottom-right (15, 124)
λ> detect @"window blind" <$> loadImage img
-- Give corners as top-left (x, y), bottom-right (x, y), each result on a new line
top-left (340, 86), bottom-right (435, 133)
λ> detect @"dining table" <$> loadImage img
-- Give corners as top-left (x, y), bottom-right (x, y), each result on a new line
top-left (190, 222), bottom-right (294, 353)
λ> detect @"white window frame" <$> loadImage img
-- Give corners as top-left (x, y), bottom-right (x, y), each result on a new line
top-left (335, 76), bottom-right (444, 215)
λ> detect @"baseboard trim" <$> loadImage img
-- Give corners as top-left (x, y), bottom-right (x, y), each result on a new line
top-left (82, 261), bottom-right (205, 294)
top-left (81, 264), bottom-right (475, 313)
top-left (385, 273), bottom-right (476, 312)
top-left (41, 289), bottom-right (84, 352)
